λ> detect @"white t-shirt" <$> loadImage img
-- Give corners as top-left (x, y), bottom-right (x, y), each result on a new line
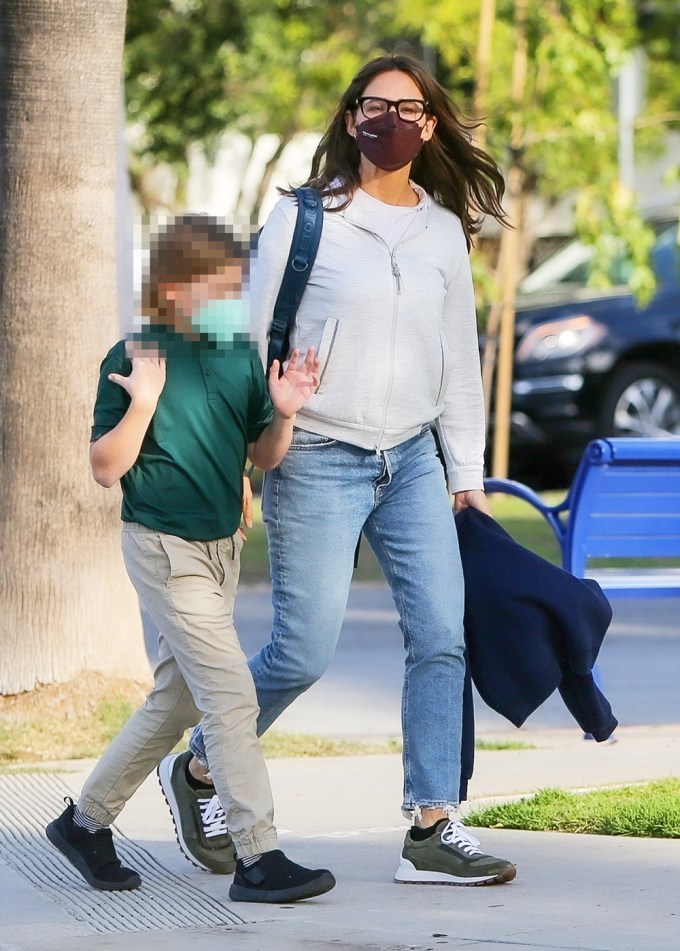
top-left (351, 186), bottom-right (423, 250)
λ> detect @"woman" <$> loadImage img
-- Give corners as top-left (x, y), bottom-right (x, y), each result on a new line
top-left (161, 53), bottom-right (516, 886)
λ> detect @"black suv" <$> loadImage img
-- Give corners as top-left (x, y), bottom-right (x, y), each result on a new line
top-left (505, 218), bottom-right (680, 485)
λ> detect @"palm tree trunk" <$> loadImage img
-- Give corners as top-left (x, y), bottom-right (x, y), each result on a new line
top-left (0, 0), bottom-right (150, 693)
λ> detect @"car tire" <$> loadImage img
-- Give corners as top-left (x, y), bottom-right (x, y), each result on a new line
top-left (598, 361), bottom-right (680, 437)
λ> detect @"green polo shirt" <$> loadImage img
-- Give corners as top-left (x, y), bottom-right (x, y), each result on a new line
top-left (91, 334), bottom-right (273, 540)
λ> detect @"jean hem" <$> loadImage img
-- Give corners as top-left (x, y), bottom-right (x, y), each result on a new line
top-left (188, 738), bottom-right (209, 769)
top-left (401, 802), bottom-right (460, 822)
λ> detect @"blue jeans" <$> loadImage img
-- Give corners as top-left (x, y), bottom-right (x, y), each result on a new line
top-left (190, 426), bottom-right (465, 815)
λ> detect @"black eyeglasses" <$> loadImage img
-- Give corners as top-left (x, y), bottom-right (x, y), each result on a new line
top-left (356, 97), bottom-right (429, 123)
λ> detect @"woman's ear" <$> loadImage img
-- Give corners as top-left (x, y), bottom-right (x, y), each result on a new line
top-left (345, 108), bottom-right (358, 139)
top-left (420, 115), bottom-right (438, 142)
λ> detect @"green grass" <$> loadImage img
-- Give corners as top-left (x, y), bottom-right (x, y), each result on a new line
top-left (474, 739), bottom-right (536, 751)
top-left (0, 714), bottom-right (537, 764)
top-left (0, 676), bottom-right (151, 764)
top-left (0, 670), bottom-right (407, 764)
top-left (258, 735), bottom-right (529, 756)
top-left (466, 779), bottom-right (680, 838)
top-left (487, 493), bottom-right (680, 570)
top-left (96, 698), bottom-right (138, 743)
top-left (239, 492), bottom-right (566, 584)
top-left (0, 699), bottom-right (141, 763)
top-left (488, 492), bottom-right (564, 564)
top-left (260, 730), bottom-right (401, 758)
top-left (239, 498), bottom-right (387, 583)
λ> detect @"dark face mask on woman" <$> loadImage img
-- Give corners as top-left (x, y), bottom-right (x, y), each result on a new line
top-left (355, 110), bottom-right (425, 171)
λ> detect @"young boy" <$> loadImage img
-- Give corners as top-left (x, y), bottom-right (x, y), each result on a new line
top-left (45, 216), bottom-right (335, 904)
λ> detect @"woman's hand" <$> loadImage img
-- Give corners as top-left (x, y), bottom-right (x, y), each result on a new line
top-left (268, 347), bottom-right (320, 419)
top-left (453, 488), bottom-right (492, 516)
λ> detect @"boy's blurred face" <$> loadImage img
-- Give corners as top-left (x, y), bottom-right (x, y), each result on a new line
top-left (161, 262), bottom-right (244, 332)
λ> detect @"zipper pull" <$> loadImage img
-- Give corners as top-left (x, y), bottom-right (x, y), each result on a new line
top-left (391, 253), bottom-right (403, 293)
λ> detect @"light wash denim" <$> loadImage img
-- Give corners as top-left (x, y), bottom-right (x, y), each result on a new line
top-left (190, 426), bottom-right (465, 814)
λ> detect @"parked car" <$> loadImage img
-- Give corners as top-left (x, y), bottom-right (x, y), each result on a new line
top-left (502, 218), bottom-right (680, 486)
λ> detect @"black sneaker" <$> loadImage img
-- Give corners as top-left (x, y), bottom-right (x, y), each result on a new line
top-left (45, 798), bottom-right (141, 891)
top-left (228, 849), bottom-right (336, 903)
top-left (157, 751), bottom-right (237, 874)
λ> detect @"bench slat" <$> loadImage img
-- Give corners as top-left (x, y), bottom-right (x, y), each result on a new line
top-left (585, 568), bottom-right (680, 598)
top-left (576, 495), bottom-right (680, 516)
top-left (485, 437), bottom-right (680, 600)
top-left (578, 535), bottom-right (680, 558)
top-left (585, 568), bottom-right (680, 584)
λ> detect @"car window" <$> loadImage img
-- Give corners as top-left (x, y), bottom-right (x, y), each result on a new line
top-left (519, 220), bottom-right (679, 295)
top-left (652, 225), bottom-right (680, 285)
top-left (519, 242), bottom-right (592, 294)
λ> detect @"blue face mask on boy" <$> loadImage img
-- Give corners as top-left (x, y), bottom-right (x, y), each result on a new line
top-left (190, 295), bottom-right (251, 346)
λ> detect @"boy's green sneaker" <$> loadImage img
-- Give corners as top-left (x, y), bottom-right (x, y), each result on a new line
top-left (395, 818), bottom-right (516, 886)
top-left (157, 751), bottom-right (237, 874)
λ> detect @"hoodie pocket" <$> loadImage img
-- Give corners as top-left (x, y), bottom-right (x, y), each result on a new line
top-left (436, 330), bottom-right (451, 405)
top-left (315, 318), bottom-right (339, 394)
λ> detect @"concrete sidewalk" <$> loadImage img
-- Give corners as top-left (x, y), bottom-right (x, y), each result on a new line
top-left (1, 724), bottom-right (678, 951)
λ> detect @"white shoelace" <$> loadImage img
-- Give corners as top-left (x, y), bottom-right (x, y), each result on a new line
top-left (198, 794), bottom-right (228, 838)
top-left (440, 819), bottom-right (484, 856)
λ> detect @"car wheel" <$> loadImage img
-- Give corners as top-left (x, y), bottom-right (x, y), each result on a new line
top-left (598, 361), bottom-right (680, 437)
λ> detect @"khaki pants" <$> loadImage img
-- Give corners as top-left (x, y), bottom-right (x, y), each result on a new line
top-left (78, 522), bottom-right (277, 858)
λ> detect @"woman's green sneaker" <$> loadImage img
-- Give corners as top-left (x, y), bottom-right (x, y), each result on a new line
top-left (395, 818), bottom-right (516, 886)
top-left (157, 751), bottom-right (237, 874)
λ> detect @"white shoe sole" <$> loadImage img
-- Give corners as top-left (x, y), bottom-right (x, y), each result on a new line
top-left (394, 857), bottom-right (516, 886)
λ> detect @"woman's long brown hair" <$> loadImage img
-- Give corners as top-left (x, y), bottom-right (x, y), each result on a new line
top-left (287, 53), bottom-right (507, 248)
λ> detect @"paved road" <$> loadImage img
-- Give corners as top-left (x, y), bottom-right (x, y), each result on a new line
top-left (144, 582), bottom-right (679, 737)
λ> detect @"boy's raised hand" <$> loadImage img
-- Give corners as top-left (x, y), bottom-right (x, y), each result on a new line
top-left (109, 357), bottom-right (167, 410)
top-left (268, 347), bottom-right (320, 418)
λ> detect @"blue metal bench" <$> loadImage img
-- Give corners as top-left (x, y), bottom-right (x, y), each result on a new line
top-left (484, 437), bottom-right (680, 599)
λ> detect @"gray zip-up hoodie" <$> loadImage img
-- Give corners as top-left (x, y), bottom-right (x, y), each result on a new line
top-left (252, 186), bottom-right (486, 493)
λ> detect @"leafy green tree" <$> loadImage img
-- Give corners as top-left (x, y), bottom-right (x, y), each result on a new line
top-left (125, 0), bottom-right (248, 206)
top-left (218, 0), bottom-right (394, 212)
top-left (124, 0), bottom-right (394, 213)
top-left (122, 0), bottom-right (680, 477)
top-left (395, 2), bottom-right (638, 240)
top-left (124, 0), bottom-right (680, 231)
top-left (635, 0), bottom-right (680, 184)
top-left (393, 0), bottom-right (679, 474)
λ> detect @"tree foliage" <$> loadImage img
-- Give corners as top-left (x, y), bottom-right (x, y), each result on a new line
top-left (218, 0), bottom-right (390, 140)
top-left (125, 0), bottom-right (248, 172)
top-left (124, 0), bottom-right (395, 207)
top-left (124, 0), bottom-right (680, 272)
top-left (637, 0), bottom-right (680, 120)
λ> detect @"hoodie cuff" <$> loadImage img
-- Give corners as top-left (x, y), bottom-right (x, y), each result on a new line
top-left (446, 466), bottom-right (485, 495)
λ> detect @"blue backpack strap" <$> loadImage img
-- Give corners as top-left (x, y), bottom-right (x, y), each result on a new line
top-left (266, 186), bottom-right (323, 374)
